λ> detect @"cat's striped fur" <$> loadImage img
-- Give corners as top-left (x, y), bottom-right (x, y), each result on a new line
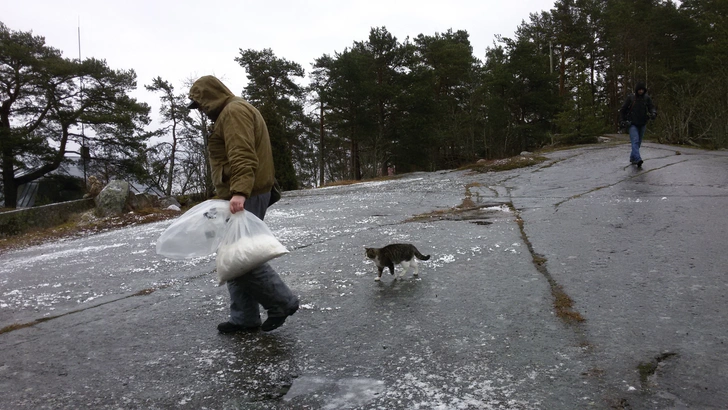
top-left (365, 243), bottom-right (431, 281)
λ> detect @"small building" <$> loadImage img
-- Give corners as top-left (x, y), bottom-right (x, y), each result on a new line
top-left (11, 157), bottom-right (162, 208)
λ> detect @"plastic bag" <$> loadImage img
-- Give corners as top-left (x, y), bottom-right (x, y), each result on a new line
top-left (156, 200), bottom-right (231, 259)
top-left (215, 211), bottom-right (289, 285)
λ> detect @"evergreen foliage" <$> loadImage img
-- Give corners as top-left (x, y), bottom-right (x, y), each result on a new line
top-left (3, 0), bottom-right (726, 197)
top-left (1, 22), bottom-right (151, 207)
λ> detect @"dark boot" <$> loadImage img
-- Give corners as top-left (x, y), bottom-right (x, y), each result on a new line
top-left (261, 304), bottom-right (298, 332)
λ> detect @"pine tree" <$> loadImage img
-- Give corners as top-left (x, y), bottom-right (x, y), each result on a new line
top-left (235, 48), bottom-right (304, 190)
top-left (0, 22), bottom-right (151, 208)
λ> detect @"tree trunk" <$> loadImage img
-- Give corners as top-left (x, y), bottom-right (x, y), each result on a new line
top-left (199, 114), bottom-right (214, 198)
top-left (2, 151), bottom-right (17, 208)
top-left (166, 122), bottom-right (178, 196)
top-left (351, 140), bottom-right (361, 181)
top-left (559, 45), bottom-right (566, 97)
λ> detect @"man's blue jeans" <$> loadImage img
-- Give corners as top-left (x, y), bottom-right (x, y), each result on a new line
top-left (629, 124), bottom-right (646, 163)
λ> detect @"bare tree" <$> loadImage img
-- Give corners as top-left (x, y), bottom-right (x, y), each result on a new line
top-left (145, 77), bottom-right (189, 196)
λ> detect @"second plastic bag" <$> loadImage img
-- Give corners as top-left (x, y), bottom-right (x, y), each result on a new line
top-left (215, 211), bottom-right (289, 285)
top-left (156, 199), bottom-right (231, 259)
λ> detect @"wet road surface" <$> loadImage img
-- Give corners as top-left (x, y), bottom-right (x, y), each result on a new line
top-left (1, 140), bottom-right (727, 409)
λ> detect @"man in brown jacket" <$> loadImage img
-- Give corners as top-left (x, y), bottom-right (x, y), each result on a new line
top-left (188, 75), bottom-right (298, 333)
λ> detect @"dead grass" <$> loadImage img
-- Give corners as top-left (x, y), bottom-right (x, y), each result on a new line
top-left (320, 174), bottom-right (401, 188)
top-left (458, 197), bottom-right (477, 208)
top-left (407, 207), bottom-right (463, 223)
top-left (552, 285), bottom-right (585, 323)
top-left (133, 288), bottom-right (157, 296)
top-left (132, 283), bottom-right (171, 297)
top-left (0, 322), bottom-right (37, 335)
top-left (459, 182), bottom-right (484, 209)
top-left (460, 155), bottom-right (548, 173)
top-left (0, 208), bottom-right (181, 256)
top-left (407, 182), bottom-right (494, 223)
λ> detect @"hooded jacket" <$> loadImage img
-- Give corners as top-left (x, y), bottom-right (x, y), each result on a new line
top-left (188, 75), bottom-right (275, 199)
top-left (620, 82), bottom-right (656, 127)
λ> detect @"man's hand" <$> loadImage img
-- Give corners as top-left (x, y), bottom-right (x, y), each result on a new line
top-left (230, 195), bottom-right (246, 214)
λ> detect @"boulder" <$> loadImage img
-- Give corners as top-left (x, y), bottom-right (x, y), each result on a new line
top-left (130, 193), bottom-right (157, 210)
top-left (83, 176), bottom-right (104, 199)
top-left (159, 196), bottom-right (181, 209)
top-left (95, 180), bottom-right (131, 217)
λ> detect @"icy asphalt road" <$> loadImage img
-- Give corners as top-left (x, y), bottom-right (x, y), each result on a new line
top-left (1, 141), bottom-right (727, 409)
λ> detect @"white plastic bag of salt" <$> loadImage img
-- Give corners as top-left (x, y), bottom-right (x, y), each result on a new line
top-left (215, 211), bottom-right (289, 285)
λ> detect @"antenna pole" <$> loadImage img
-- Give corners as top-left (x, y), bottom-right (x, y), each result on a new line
top-left (78, 17), bottom-right (88, 186)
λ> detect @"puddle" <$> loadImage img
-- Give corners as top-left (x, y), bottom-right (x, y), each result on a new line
top-left (283, 376), bottom-right (385, 409)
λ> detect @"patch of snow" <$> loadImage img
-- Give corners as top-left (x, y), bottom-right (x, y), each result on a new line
top-left (487, 204), bottom-right (512, 213)
top-left (438, 255), bottom-right (455, 264)
top-left (2, 243), bottom-right (126, 271)
top-left (267, 209), bottom-right (306, 219)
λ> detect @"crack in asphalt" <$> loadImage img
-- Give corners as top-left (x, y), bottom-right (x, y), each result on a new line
top-left (0, 272), bottom-right (210, 335)
top-left (497, 152), bottom-right (694, 408)
top-left (485, 186), bottom-right (500, 197)
top-left (506, 202), bottom-right (586, 325)
top-left (465, 179), bottom-right (588, 328)
top-left (554, 159), bottom-right (693, 209)
top-left (503, 199), bottom-right (642, 407)
top-left (531, 156), bottom-right (575, 171)
top-left (638, 352), bottom-right (679, 391)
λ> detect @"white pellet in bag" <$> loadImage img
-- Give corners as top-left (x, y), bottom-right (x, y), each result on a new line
top-left (215, 212), bottom-right (289, 285)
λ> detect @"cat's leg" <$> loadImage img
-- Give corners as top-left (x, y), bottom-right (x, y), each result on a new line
top-left (412, 259), bottom-right (419, 277)
top-left (400, 261), bottom-right (410, 278)
top-left (388, 263), bottom-right (396, 279)
top-left (376, 267), bottom-right (384, 281)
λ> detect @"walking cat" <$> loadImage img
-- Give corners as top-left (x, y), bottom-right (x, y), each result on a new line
top-left (364, 243), bottom-right (431, 281)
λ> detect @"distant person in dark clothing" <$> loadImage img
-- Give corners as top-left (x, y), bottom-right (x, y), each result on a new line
top-left (620, 82), bottom-right (657, 167)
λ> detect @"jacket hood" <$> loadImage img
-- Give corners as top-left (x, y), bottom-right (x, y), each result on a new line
top-left (188, 75), bottom-right (235, 119)
top-left (635, 82), bottom-right (647, 94)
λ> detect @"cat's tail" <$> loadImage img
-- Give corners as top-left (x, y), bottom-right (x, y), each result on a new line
top-left (414, 249), bottom-right (431, 261)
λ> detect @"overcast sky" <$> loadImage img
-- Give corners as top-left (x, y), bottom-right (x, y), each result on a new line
top-left (6, 0), bottom-right (556, 126)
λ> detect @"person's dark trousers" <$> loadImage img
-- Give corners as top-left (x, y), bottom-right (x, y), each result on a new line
top-left (226, 192), bottom-right (298, 327)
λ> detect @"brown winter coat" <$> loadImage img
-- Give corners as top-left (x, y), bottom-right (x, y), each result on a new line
top-left (188, 76), bottom-right (275, 199)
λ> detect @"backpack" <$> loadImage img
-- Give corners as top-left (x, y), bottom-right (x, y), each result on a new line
top-left (268, 178), bottom-right (282, 207)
